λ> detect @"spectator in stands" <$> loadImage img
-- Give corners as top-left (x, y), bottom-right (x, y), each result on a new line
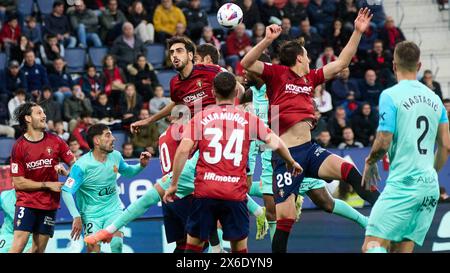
top-left (198, 26), bottom-right (221, 50)
top-left (43, 0), bottom-right (77, 48)
top-left (127, 54), bottom-right (159, 102)
top-left (131, 108), bottom-right (159, 156)
top-left (0, 1), bottom-right (16, 24)
top-left (149, 85), bottom-right (170, 134)
top-left (79, 64), bottom-right (104, 102)
top-left (260, 0), bottom-right (282, 26)
top-left (240, 0), bottom-right (261, 30)
top-left (64, 84), bottom-right (93, 132)
top-left (439, 186), bottom-right (450, 203)
top-left (421, 70), bottom-right (443, 100)
top-left (153, 0), bottom-right (187, 43)
top-left (225, 23), bottom-right (252, 70)
top-left (183, 0), bottom-right (208, 42)
top-left (111, 22), bottom-right (147, 70)
top-left (251, 23), bottom-right (267, 46)
top-left (331, 67), bottom-right (360, 106)
top-left (22, 16), bottom-right (41, 47)
top-left (359, 69), bottom-right (382, 107)
top-left (315, 46), bottom-right (337, 68)
top-left (317, 130), bottom-right (335, 148)
top-left (103, 54), bottom-right (127, 109)
top-left (327, 106), bottom-right (348, 146)
top-left (39, 86), bottom-right (62, 131)
top-left (100, 0), bottom-right (127, 45)
top-left (122, 142), bottom-right (135, 159)
top-left (337, 0), bottom-right (358, 30)
top-left (21, 50), bottom-right (49, 100)
top-left (338, 127), bottom-right (364, 149)
top-left (174, 22), bottom-right (188, 38)
top-left (359, 1), bottom-right (385, 28)
top-left (93, 92), bottom-right (116, 123)
top-left (53, 120), bottom-right (69, 141)
top-left (7, 88), bottom-right (26, 137)
top-left (48, 57), bottom-right (74, 104)
top-left (325, 19), bottom-right (350, 56)
top-left (299, 18), bottom-right (323, 65)
top-left (128, 1), bottom-right (155, 45)
top-left (120, 83), bottom-right (143, 128)
top-left (9, 35), bottom-right (34, 64)
top-left (71, 112), bottom-right (93, 152)
top-left (0, 96), bottom-right (14, 138)
top-left (69, 0), bottom-right (102, 48)
top-left (351, 102), bottom-right (377, 146)
top-left (283, 0), bottom-right (308, 28)
top-left (444, 98), bottom-right (450, 121)
top-left (366, 39), bottom-right (395, 88)
top-left (3, 60), bottom-right (26, 102)
top-left (0, 14), bottom-right (20, 55)
top-left (39, 34), bottom-right (65, 69)
top-left (357, 23), bottom-right (378, 58)
top-left (273, 18), bottom-right (297, 52)
top-left (306, 0), bottom-right (337, 36)
top-left (313, 84), bottom-right (333, 120)
top-left (378, 16), bottom-right (405, 53)
top-left (340, 91), bottom-right (360, 118)
top-left (68, 137), bottom-right (84, 159)
top-left (311, 110), bottom-right (327, 140)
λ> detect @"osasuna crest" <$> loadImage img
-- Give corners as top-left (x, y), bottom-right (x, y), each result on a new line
top-left (279, 189), bottom-right (285, 198)
top-left (113, 165), bottom-right (118, 173)
top-left (46, 147), bottom-right (53, 155)
top-left (197, 80), bottom-right (203, 88)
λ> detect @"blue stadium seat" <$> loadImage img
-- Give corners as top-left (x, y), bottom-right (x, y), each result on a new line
top-left (156, 70), bottom-right (177, 96)
top-left (88, 47), bottom-right (108, 69)
top-left (37, 0), bottom-right (54, 16)
top-left (0, 138), bottom-right (15, 163)
top-left (208, 14), bottom-right (221, 30)
top-left (0, 53), bottom-right (7, 71)
top-left (112, 131), bottom-right (127, 152)
top-left (146, 44), bottom-right (166, 69)
top-left (65, 48), bottom-right (87, 73)
top-left (17, 0), bottom-right (34, 17)
top-left (201, 0), bottom-right (213, 12)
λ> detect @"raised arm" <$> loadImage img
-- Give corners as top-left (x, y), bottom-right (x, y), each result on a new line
top-left (323, 8), bottom-right (373, 81)
top-left (240, 24), bottom-right (282, 75)
top-left (130, 101), bottom-right (176, 134)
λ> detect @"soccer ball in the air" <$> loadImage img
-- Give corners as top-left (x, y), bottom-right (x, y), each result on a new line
top-left (217, 3), bottom-right (243, 29)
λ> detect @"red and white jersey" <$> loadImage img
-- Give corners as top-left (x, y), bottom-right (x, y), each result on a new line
top-left (261, 63), bottom-right (325, 136)
top-left (158, 123), bottom-right (184, 175)
top-left (184, 104), bottom-right (272, 201)
top-left (10, 132), bottom-right (75, 210)
top-left (170, 64), bottom-right (222, 117)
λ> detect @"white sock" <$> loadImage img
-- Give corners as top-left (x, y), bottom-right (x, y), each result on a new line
top-left (105, 224), bottom-right (118, 234)
top-left (211, 245), bottom-right (223, 253)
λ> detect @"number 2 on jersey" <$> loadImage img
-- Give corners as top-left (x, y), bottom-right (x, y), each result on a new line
top-left (204, 128), bottom-right (244, 167)
top-left (416, 116), bottom-right (429, 155)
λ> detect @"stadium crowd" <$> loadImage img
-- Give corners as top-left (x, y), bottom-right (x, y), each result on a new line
top-left (0, 0), bottom-right (444, 160)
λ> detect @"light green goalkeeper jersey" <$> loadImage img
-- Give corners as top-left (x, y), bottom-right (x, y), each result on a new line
top-left (377, 80), bottom-right (448, 187)
top-left (0, 189), bottom-right (16, 235)
top-left (62, 150), bottom-right (143, 218)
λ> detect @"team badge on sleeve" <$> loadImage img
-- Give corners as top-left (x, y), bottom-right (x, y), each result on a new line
top-left (65, 177), bottom-right (75, 188)
top-left (11, 163), bottom-right (18, 174)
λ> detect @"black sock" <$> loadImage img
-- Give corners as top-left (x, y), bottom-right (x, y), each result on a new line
top-left (345, 166), bottom-right (380, 205)
top-left (174, 247), bottom-right (185, 253)
top-left (272, 229), bottom-right (290, 253)
top-left (209, 230), bottom-right (220, 247)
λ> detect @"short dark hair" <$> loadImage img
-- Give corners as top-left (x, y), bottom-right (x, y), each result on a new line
top-left (53, 0), bottom-right (64, 8)
top-left (394, 41), bottom-right (420, 72)
top-left (258, 53), bottom-right (271, 63)
top-left (196, 44), bottom-right (219, 65)
top-left (167, 36), bottom-right (196, 55)
top-left (86, 124), bottom-right (110, 149)
top-left (213, 72), bottom-right (236, 99)
top-left (14, 102), bottom-right (39, 131)
top-left (68, 136), bottom-right (78, 144)
top-left (443, 98), bottom-right (450, 104)
top-left (122, 142), bottom-right (133, 149)
top-left (42, 86), bottom-right (52, 93)
top-left (14, 88), bottom-right (26, 96)
top-left (80, 112), bottom-right (91, 119)
top-left (423, 69), bottom-right (432, 75)
top-left (279, 38), bottom-right (305, 67)
top-left (343, 126), bottom-right (353, 131)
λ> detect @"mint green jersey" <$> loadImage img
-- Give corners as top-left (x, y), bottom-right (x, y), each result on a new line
top-left (62, 150), bottom-right (143, 218)
top-left (378, 80), bottom-right (448, 186)
top-left (0, 189), bottom-right (16, 235)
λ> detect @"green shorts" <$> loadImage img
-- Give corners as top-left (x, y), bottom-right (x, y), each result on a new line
top-left (157, 169), bottom-right (195, 199)
top-left (82, 210), bottom-right (124, 240)
top-left (299, 178), bottom-right (326, 196)
top-left (0, 233), bottom-right (32, 253)
top-left (260, 149), bottom-right (273, 195)
top-left (366, 182), bottom-right (439, 246)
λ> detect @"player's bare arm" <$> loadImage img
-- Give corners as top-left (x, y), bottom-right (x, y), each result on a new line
top-left (323, 8), bottom-right (373, 80)
top-left (264, 132), bottom-right (303, 176)
top-left (130, 101), bottom-right (176, 134)
top-left (362, 131), bottom-right (393, 188)
top-left (434, 123), bottom-right (450, 172)
top-left (13, 176), bottom-right (62, 192)
top-left (163, 138), bottom-right (195, 203)
top-left (240, 24), bottom-right (282, 75)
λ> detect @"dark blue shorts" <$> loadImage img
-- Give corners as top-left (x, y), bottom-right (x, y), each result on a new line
top-left (186, 198), bottom-right (249, 242)
top-left (272, 142), bottom-right (332, 204)
top-left (162, 195), bottom-right (193, 243)
top-left (13, 206), bottom-right (57, 237)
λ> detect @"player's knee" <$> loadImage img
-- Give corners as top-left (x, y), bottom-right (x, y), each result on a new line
top-left (110, 236), bottom-right (123, 253)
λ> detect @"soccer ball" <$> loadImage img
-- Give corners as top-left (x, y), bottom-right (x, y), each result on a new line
top-left (217, 3), bottom-right (243, 29)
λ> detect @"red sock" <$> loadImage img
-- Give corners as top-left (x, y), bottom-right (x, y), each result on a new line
top-left (185, 243), bottom-right (203, 253)
top-left (276, 218), bottom-right (295, 233)
top-left (232, 248), bottom-right (248, 253)
top-left (341, 162), bottom-right (354, 181)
